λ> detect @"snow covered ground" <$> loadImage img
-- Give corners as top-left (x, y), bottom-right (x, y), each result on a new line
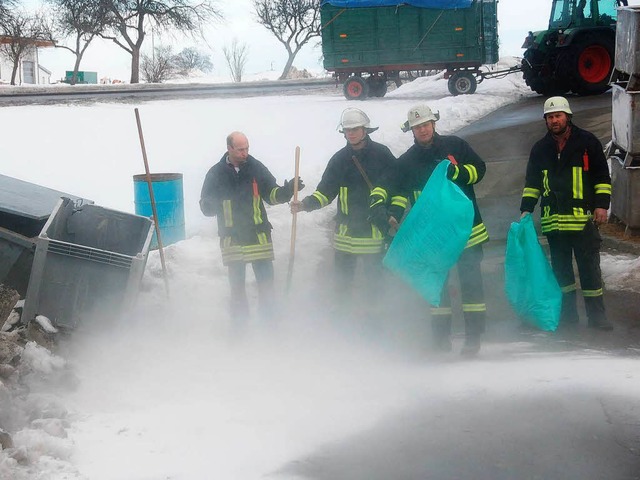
top-left (1, 58), bottom-right (639, 479)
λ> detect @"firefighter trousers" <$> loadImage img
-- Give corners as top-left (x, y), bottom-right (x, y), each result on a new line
top-left (431, 243), bottom-right (486, 339)
top-left (334, 250), bottom-right (385, 309)
top-left (546, 222), bottom-right (606, 325)
top-left (228, 259), bottom-right (275, 321)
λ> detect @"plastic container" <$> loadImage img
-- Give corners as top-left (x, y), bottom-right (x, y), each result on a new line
top-left (22, 198), bottom-right (154, 329)
top-left (133, 173), bottom-right (185, 249)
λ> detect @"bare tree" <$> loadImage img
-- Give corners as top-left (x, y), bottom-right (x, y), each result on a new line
top-left (173, 46), bottom-right (212, 76)
top-left (0, 10), bottom-right (50, 85)
top-left (46, 0), bottom-right (108, 85)
top-left (140, 44), bottom-right (176, 82)
top-left (222, 37), bottom-right (248, 83)
top-left (253, 0), bottom-right (320, 80)
top-left (0, 0), bottom-right (17, 25)
top-left (98, 0), bottom-right (222, 84)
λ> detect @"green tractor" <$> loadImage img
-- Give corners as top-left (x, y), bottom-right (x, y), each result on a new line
top-left (521, 0), bottom-right (627, 96)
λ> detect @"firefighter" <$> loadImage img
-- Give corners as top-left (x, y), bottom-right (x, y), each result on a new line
top-left (290, 108), bottom-right (396, 309)
top-left (200, 131), bottom-right (303, 321)
top-left (520, 96), bottom-right (613, 330)
top-left (370, 104), bottom-right (489, 356)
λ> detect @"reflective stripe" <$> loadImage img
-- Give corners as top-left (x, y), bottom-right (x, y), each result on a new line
top-left (223, 200), bottom-right (233, 227)
top-left (542, 170), bottom-right (550, 197)
top-left (252, 196), bottom-right (263, 225)
top-left (583, 288), bottom-right (603, 297)
top-left (220, 237), bottom-right (274, 265)
top-left (450, 165), bottom-right (460, 181)
top-left (371, 186), bottom-right (388, 202)
top-left (333, 232), bottom-right (385, 254)
top-left (572, 166), bottom-right (583, 200)
top-left (466, 223), bottom-right (489, 248)
top-left (391, 195), bottom-right (408, 209)
top-left (413, 190), bottom-right (421, 203)
top-left (573, 207), bottom-right (585, 217)
top-left (431, 307), bottom-right (452, 315)
top-left (370, 198), bottom-right (384, 208)
top-left (462, 303), bottom-right (486, 312)
top-left (371, 224), bottom-right (383, 240)
top-left (560, 283), bottom-right (577, 293)
top-left (540, 214), bottom-right (591, 233)
top-left (594, 183), bottom-right (611, 195)
top-left (339, 187), bottom-right (348, 215)
top-left (269, 187), bottom-right (278, 204)
top-left (464, 164), bottom-right (478, 184)
top-left (523, 187), bottom-right (540, 199)
top-left (312, 191), bottom-right (330, 207)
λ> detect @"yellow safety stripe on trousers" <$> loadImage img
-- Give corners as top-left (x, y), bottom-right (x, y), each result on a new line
top-left (333, 232), bottom-right (385, 254)
top-left (312, 190), bottom-right (330, 207)
top-left (221, 237), bottom-right (274, 264)
top-left (431, 307), bottom-right (452, 315)
top-left (465, 223), bottom-right (489, 248)
top-left (542, 170), bottom-right (550, 197)
top-left (464, 164), bottom-right (478, 184)
top-left (594, 183), bottom-right (612, 195)
top-left (560, 283), bottom-right (577, 293)
top-left (540, 214), bottom-right (591, 233)
top-left (391, 195), bottom-right (408, 209)
top-left (252, 196), bottom-right (263, 225)
top-left (572, 166), bottom-right (583, 200)
top-left (583, 288), bottom-right (603, 297)
top-left (450, 165), bottom-right (460, 181)
top-left (223, 200), bottom-right (233, 227)
top-left (371, 186), bottom-right (388, 202)
top-left (522, 187), bottom-right (541, 199)
top-left (462, 303), bottom-right (486, 312)
top-left (339, 187), bottom-right (348, 215)
top-left (269, 187), bottom-right (279, 205)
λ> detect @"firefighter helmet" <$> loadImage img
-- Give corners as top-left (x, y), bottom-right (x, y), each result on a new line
top-left (543, 96), bottom-right (573, 116)
top-left (338, 108), bottom-right (378, 133)
top-left (402, 104), bottom-right (440, 132)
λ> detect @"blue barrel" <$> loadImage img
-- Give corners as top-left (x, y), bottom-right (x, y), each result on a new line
top-left (133, 173), bottom-right (185, 249)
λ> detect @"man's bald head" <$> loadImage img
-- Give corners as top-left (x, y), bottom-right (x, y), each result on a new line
top-left (227, 131), bottom-right (249, 166)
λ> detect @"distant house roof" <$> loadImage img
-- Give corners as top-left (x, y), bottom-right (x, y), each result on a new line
top-left (0, 35), bottom-right (54, 48)
top-left (38, 64), bottom-right (51, 75)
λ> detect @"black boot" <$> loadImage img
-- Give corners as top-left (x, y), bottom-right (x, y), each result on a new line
top-left (585, 296), bottom-right (612, 331)
top-left (460, 334), bottom-right (481, 357)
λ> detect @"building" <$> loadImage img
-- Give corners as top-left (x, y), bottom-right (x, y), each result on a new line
top-left (0, 36), bottom-right (54, 85)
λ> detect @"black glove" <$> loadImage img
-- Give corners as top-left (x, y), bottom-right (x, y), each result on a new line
top-left (369, 204), bottom-right (391, 235)
top-left (283, 177), bottom-right (305, 198)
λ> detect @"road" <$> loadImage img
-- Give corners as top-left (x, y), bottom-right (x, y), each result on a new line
top-left (274, 93), bottom-right (640, 480)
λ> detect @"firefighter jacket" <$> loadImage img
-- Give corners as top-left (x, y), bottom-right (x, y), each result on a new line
top-left (520, 125), bottom-right (612, 234)
top-left (370, 133), bottom-right (489, 249)
top-left (301, 137), bottom-right (396, 254)
top-left (200, 154), bottom-right (292, 265)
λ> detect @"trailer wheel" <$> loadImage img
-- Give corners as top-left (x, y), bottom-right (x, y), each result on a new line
top-left (447, 72), bottom-right (477, 96)
top-left (366, 77), bottom-right (388, 97)
top-left (569, 35), bottom-right (614, 96)
top-left (343, 77), bottom-right (369, 100)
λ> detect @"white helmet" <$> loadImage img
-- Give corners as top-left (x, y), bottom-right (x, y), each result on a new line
top-left (402, 104), bottom-right (440, 132)
top-left (543, 96), bottom-right (573, 116)
top-left (338, 108), bottom-right (378, 133)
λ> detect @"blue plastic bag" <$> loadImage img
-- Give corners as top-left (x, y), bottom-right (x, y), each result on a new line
top-left (504, 214), bottom-right (561, 331)
top-left (383, 160), bottom-right (474, 306)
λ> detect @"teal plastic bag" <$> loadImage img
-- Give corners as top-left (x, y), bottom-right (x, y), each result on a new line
top-left (504, 214), bottom-right (561, 331)
top-left (383, 160), bottom-right (474, 306)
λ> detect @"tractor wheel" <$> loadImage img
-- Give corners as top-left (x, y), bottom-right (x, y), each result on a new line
top-left (447, 71), bottom-right (477, 96)
top-left (343, 76), bottom-right (369, 100)
top-left (522, 48), bottom-right (571, 96)
top-left (569, 35), bottom-right (614, 96)
top-left (367, 76), bottom-right (388, 97)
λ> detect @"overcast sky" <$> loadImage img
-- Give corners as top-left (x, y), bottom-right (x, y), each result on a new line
top-left (27, 0), bottom-right (640, 81)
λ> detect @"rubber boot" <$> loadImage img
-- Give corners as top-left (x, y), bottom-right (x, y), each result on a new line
top-left (585, 296), bottom-right (612, 331)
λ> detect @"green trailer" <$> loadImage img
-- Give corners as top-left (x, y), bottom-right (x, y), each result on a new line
top-left (321, 0), bottom-right (509, 99)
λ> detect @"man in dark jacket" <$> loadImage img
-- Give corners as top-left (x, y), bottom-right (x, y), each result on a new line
top-left (520, 96), bottom-right (612, 331)
top-left (200, 131), bottom-right (303, 321)
top-left (370, 104), bottom-right (489, 356)
top-left (290, 108), bottom-right (396, 309)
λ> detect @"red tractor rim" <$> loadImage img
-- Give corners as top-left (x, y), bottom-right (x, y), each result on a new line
top-left (347, 81), bottom-right (362, 97)
top-left (578, 45), bottom-right (611, 84)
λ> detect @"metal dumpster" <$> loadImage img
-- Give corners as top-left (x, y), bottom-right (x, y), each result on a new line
top-left (22, 198), bottom-right (154, 330)
top-left (0, 174), bottom-right (90, 295)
